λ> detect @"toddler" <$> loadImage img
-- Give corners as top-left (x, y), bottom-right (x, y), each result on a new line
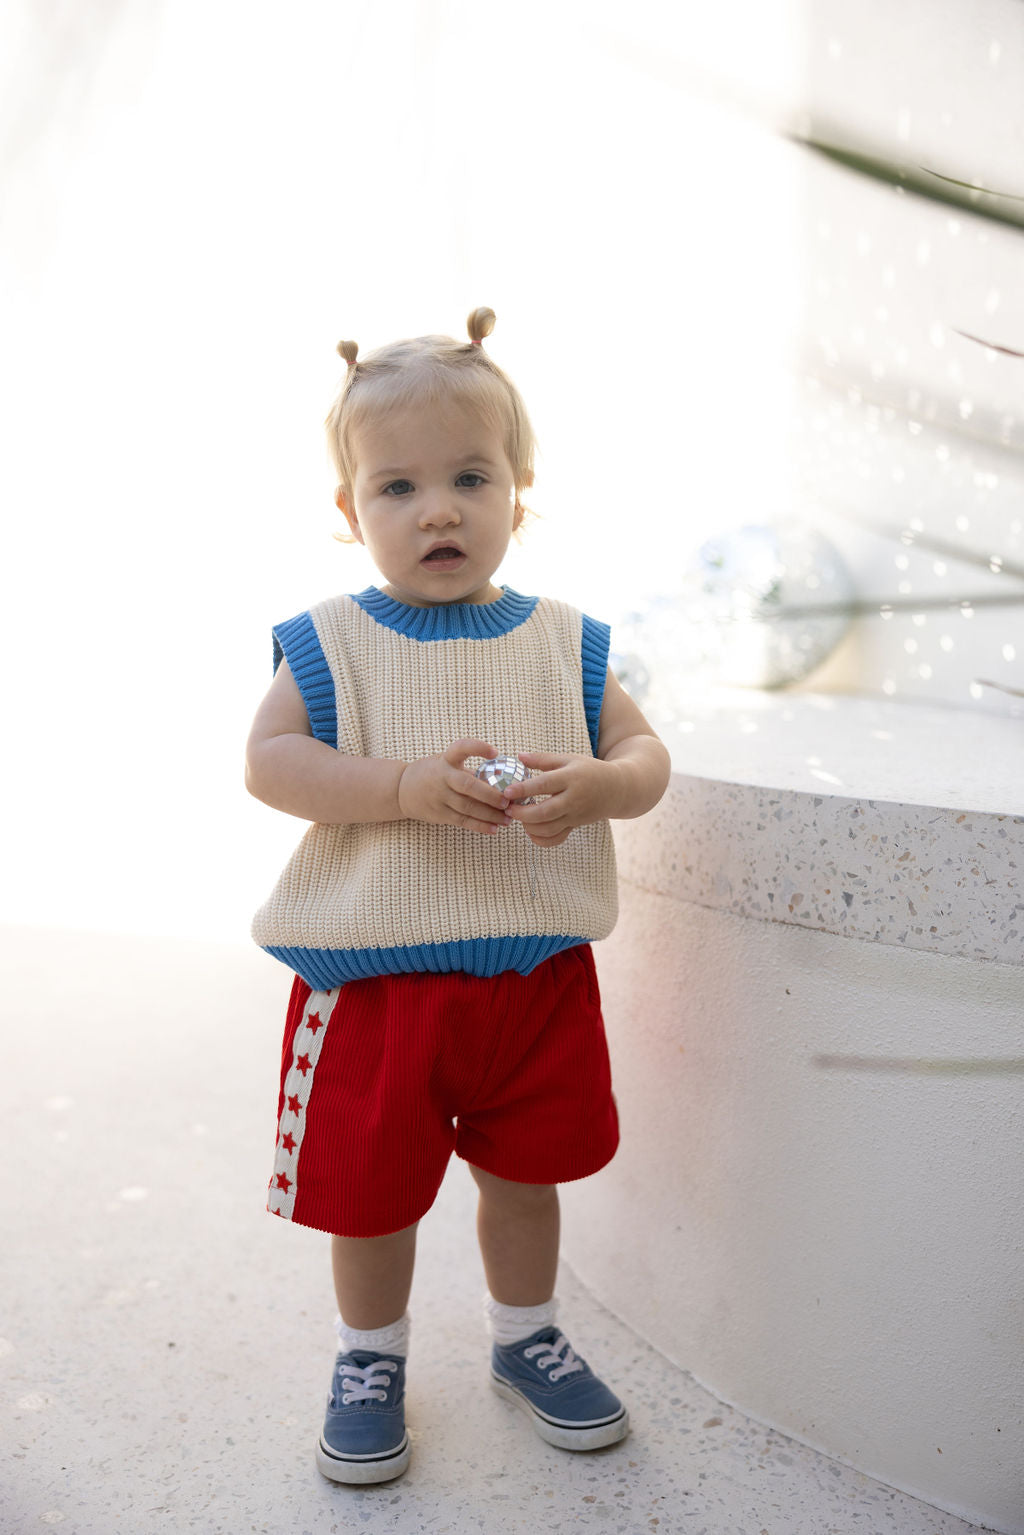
top-left (246, 308), bottom-right (670, 1484)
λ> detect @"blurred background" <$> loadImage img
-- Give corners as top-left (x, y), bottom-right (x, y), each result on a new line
top-left (2, 0), bottom-right (1022, 944)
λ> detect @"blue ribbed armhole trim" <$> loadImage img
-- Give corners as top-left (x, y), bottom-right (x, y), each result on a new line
top-left (581, 614), bottom-right (611, 755)
top-left (271, 612), bottom-right (337, 748)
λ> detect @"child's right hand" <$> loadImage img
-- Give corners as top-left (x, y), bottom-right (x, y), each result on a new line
top-left (397, 739), bottom-right (511, 835)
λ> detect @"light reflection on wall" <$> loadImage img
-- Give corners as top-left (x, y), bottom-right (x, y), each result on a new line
top-left (616, 1), bottom-right (1024, 718)
top-left (778, 94), bottom-right (1024, 712)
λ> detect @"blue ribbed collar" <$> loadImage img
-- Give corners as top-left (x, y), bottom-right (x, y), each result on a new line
top-left (352, 585), bottom-right (539, 641)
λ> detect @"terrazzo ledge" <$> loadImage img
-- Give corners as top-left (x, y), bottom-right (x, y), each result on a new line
top-left (620, 688), bottom-right (1023, 966)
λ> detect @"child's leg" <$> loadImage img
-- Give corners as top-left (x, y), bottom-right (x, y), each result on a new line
top-left (469, 1165), bottom-right (559, 1305)
top-left (318, 1225), bottom-right (418, 1486)
top-left (331, 1223), bottom-right (418, 1330)
top-left (470, 1164), bottom-right (628, 1451)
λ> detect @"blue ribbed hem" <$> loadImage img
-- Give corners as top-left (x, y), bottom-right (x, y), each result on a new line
top-left (580, 615), bottom-right (611, 755)
top-left (272, 612), bottom-right (337, 748)
top-left (263, 933), bottom-right (587, 991)
top-left (352, 585), bottom-right (539, 641)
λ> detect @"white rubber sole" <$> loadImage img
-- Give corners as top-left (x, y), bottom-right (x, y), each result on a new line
top-left (315, 1431), bottom-right (411, 1485)
top-left (491, 1376), bottom-right (629, 1451)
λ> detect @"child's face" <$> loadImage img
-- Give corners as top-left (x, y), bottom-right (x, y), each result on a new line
top-left (338, 398), bottom-right (522, 607)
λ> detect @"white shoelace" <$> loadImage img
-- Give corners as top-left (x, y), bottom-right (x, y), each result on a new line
top-left (338, 1359), bottom-right (399, 1404)
top-left (523, 1333), bottom-right (585, 1382)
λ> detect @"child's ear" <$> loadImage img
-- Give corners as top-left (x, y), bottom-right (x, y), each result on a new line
top-left (335, 485), bottom-right (363, 542)
top-left (513, 472), bottom-right (533, 531)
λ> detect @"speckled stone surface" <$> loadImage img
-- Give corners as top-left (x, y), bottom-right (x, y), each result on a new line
top-left (618, 692), bottom-right (1023, 966)
top-left (0, 928), bottom-right (989, 1535)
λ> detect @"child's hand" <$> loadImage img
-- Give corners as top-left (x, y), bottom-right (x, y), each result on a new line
top-left (501, 751), bottom-right (624, 847)
top-left (397, 739), bottom-right (511, 835)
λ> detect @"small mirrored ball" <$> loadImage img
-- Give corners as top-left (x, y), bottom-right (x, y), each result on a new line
top-left (476, 755), bottom-right (531, 793)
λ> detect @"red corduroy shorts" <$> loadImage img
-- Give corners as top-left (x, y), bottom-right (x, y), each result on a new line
top-left (267, 943), bottom-right (619, 1238)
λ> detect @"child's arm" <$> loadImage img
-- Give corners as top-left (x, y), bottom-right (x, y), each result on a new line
top-left (502, 670), bottom-right (671, 848)
top-left (245, 660), bottom-right (510, 834)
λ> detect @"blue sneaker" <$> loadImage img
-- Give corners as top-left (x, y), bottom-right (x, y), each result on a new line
top-left (315, 1350), bottom-right (411, 1484)
top-left (490, 1326), bottom-right (629, 1451)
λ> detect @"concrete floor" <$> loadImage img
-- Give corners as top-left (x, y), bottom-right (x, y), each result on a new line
top-left (1, 927), bottom-right (990, 1535)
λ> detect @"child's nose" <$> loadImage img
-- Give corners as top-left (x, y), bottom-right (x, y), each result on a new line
top-left (420, 491), bottom-right (461, 528)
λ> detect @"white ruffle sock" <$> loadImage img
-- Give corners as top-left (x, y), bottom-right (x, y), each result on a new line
top-left (483, 1294), bottom-right (558, 1346)
top-left (335, 1313), bottom-right (410, 1358)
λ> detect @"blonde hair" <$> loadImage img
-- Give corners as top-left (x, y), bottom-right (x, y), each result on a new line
top-left (326, 308), bottom-right (536, 536)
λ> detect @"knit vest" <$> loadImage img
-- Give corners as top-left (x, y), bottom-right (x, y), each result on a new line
top-left (251, 586), bottom-right (619, 990)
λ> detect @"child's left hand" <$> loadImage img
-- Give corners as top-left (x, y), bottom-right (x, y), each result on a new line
top-left (501, 752), bottom-right (623, 847)
top-left (504, 676), bottom-right (671, 846)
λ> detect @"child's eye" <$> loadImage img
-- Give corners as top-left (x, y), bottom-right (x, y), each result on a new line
top-left (456, 472), bottom-right (486, 488)
top-left (382, 480), bottom-right (414, 497)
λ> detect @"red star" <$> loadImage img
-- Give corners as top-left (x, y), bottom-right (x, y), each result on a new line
top-left (275, 1172), bottom-right (292, 1193)
top-left (295, 1053), bottom-right (311, 1076)
top-left (306, 1011), bottom-right (323, 1034)
top-left (280, 1132), bottom-right (297, 1154)
top-left (287, 1094), bottom-right (302, 1115)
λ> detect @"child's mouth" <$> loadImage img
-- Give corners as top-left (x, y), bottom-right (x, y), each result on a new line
top-left (422, 547), bottom-right (465, 566)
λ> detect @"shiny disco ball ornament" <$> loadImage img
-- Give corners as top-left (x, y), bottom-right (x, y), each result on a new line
top-left (683, 522), bottom-right (855, 688)
top-left (476, 755), bottom-right (531, 794)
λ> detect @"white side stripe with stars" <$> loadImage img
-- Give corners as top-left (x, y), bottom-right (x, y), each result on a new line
top-left (268, 987), bottom-right (334, 1219)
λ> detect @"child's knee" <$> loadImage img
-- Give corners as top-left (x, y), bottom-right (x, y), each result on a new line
top-left (471, 1165), bottom-right (557, 1209)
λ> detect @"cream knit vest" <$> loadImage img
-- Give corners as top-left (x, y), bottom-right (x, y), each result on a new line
top-left (251, 587), bottom-right (618, 990)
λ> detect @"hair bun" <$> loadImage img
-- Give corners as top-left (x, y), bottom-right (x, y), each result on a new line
top-left (466, 307), bottom-right (496, 345)
top-left (336, 339), bottom-right (359, 366)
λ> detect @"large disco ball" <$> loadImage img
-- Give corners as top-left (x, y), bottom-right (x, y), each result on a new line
top-left (683, 522), bottom-right (855, 688)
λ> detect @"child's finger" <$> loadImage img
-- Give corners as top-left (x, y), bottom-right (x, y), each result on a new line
top-left (449, 787), bottom-right (507, 831)
top-left (526, 825), bottom-right (572, 847)
top-left (456, 774), bottom-right (510, 814)
top-left (504, 769), bottom-right (560, 804)
top-left (445, 738), bottom-right (500, 767)
top-left (503, 766), bottom-right (556, 800)
top-left (465, 817), bottom-right (504, 835)
top-left (503, 796), bottom-right (556, 825)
